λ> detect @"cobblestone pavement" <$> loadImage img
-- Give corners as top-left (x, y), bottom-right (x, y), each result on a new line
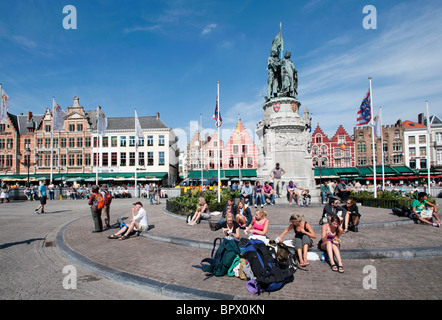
top-left (0, 198), bottom-right (168, 300)
top-left (1, 197), bottom-right (442, 300)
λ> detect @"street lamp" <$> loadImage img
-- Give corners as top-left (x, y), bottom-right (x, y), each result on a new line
top-left (19, 148), bottom-right (39, 187)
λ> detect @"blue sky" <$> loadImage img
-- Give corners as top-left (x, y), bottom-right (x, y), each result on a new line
top-left (1, 0), bottom-right (441, 150)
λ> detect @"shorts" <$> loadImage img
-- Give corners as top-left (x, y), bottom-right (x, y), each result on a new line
top-left (293, 235), bottom-right (312, 250)
top-left (135, 224), bottom-right (148, 232)
top-left (40, 196), bottom-right (47, 205)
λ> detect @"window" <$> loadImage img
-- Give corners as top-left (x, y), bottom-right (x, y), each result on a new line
top-left (77, 154), bottom-right (83, 166)
top-left (7, 138), bottom-right (13, 149)
top-left (24, 139), bottom-right (31, 149)
top-left (393, 154), bottom-right (403, 164)
top-left (312, 146), bottom-right (318, 155)
top-left (6, 155), bottom-right (12, 167)
top-left (102, 153), bottom-right (108, 166)
top-left (94, 137), bottom-right (99, 148)
top-left (61, 138), bottom-right (67, 148)
top-left (111, 153), bottom-right (117, 166)
top-left (111, 136), bottom-right (118, 147)
top-left (0, 139), bottom-right (4, 149)
top-left (120, 136), bottom-right (126, 147)
top-left (120, 152), bottom-right (126, 166)
top-left (409, 147), bottom-right (416, 156)
top-left (358, 157), bottom-right (367, 166)
top-left (45, 125), bottom-right (51, 132)
top-left (419, 147), bottom-right (426, 156)
top-left (102, 137), bottom-right (108, 148)
top-left (77, 137), bottom-right (83, 148)
top-left (437, 149), bottom-right (442, 165)
top-left (420, 159), bottom-right (427, 169)
top-left (409, 159), bottom-right (416, 169)
top-left (53, 138), bottom-right (58, 148)
top-left (159, 135), bottom-right (165, 146)
top-left (159, 152), bottom-right (165, 166)
top-left (233, 145), bottom-right (239, 154)
top-left (69, 138), bottom-right (75, 148)
top-left (338, 135), bottom-right (345, 144)
top-left (44, 154), bottom-right (51, 167)
top-left (129, 152), bottom-right (135, 166)
top-left (394, 131), bottom-right (399, 139)
top-left (77, 124), bottom-right (83, 131)
top-left (229, 157), bottom-right (234, 168)
top-left (85, 137), bottom-right (91, 147)
top-left (138, 137), bottom-right (144, 147)
top-left (315, 135), bottom-right (322, 143)
top-left (147, 152), bottom-right (154, 166)
top-left (147, 136), bottom-right (154, 146)
top-left (52, 154), bottom-right (58, 167)
top-left (357, 144), bottom-right (366, 153)
top-left (139, 152), bottom-right (145, 166)
top-left (419, 135), bottom-right (426, 144)
top-left (408, 136), bottom-right (415, 144)
top-left (321, 146), bottom-right (328, 155)
top-left (129, 136), bottom-right (135, 147)
top-left (45, 138), bottom-right (51, 148)
top-left (358, 133), bottom-right (364, 140)
top-left (60, 154), bottom-right (66, 166)
top-left (69, 154), bottom-right (75, 166)
top-left (393, 142), bottom-right (402, 152)
top-left (242, 145), bottom-right (248, 154)
top-left (69, 124), bottom-right (75, 132)
top-left (85, 154), bottom-right (91, 166)
top-left (93, 153), bottom-right (99, 166)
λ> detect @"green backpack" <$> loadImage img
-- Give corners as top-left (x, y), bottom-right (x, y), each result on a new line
top-left (201, 237), bottom-right (240, 278)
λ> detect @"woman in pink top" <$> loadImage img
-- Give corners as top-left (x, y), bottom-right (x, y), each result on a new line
top-left (245, 209), bottom-right (269, 236)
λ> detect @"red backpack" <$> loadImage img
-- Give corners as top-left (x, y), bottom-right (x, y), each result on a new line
top-left (93, 193), bottom-right (105, 210)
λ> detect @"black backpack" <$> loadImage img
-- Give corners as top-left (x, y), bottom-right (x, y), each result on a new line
top-left (392, 204), bottom-right (411, 217)
top-left (242, 239), bottom-right (295, 293)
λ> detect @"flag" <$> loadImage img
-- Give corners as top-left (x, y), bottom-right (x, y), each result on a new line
top-left (271, 22), bottom-right (284, 58)
top-left (356, 90), bottom-right (371, 126)
top-left (374, 108), bottom-right (382, 138)
top-left (135, 110), bottom-right (143, 139)
top-left (97, 108), bottom-right (107, 136)
top-left (135, 110), bottom-right (143, 151)
top-left (0, 87), bottom-right (9, 124)
top-left (213, 94), bottom-right (222, 127)
top-left (52, 98), bottom-right (65, 131)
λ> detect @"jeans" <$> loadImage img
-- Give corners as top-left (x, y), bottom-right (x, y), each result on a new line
top-left (321, 192), bottom-right (330, 203)
top-left (264, 193), bottom-right (275, 204)
top-left (254, 193), bottom-right (264, 206)
top-left (240, 194), bottom-right (253, 205)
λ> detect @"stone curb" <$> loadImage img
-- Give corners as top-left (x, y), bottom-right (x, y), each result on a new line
top-left (55, 217), bottom-right (235, 300)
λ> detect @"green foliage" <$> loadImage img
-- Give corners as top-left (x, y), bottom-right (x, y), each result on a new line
top-left (166, 188), bottom-right (236, 215)
top-left (350, 190), bottom-right (436, 208)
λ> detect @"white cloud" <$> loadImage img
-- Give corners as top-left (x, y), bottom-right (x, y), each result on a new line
top-left (201, 23), bottom-right (217, 35)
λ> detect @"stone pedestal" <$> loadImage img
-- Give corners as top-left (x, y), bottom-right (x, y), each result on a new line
top-left (256, 97), bottom-right (319, 201)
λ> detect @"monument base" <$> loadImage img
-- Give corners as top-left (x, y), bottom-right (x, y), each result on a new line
top-left (256, 97), bottom-right (319, 202)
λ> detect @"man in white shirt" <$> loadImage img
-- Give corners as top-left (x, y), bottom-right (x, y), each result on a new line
top-left (107, 201), bottom-right (148, 240)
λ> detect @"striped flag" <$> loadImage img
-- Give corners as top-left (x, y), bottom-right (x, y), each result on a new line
top-left (135, 109), bottom-right (143, 151)
top-left (213, 94), bottom-right (222, 127)
top-left (356, 90), bottom-right (371, 126)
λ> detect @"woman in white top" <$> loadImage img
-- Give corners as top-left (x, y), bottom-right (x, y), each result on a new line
top-left (108, 201), bottom-right (148, 240)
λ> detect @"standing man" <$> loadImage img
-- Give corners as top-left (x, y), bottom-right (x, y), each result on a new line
top-left (101, 184), bottom-right (112, 230)
top-left (35, 181), bottom-right (47, 214)
top-left (270, 163), bottom-right (286, 197)
top-left (88, 185), bottom-right (103, 233)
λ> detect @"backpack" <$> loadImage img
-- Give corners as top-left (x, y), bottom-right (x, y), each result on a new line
top-left (243, 239), bottom-right (295, 293)
top-left (103, 191), bottom-right (112, 206)
top-left (200, 237), bottom-right (241, 278)
top-left (392, 204), bottom-right (411, 217)
top-left (93, 193), bottom-right (105, 210)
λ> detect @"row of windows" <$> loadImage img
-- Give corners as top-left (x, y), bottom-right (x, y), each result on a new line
top-left (32, 135), bottom-right (167, 149)
top-left (31, 152), bottom-right (166, 167)
top-left (357, 142), bottom-right (403, 153)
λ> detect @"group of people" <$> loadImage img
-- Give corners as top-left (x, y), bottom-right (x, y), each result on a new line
top-left (236, 179), bottom-right (311, 208)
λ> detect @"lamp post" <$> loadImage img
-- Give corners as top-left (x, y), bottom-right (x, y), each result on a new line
top-left (19, 148), bottom-right (39, 187)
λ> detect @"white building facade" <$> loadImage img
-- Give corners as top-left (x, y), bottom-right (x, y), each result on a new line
top-left (92, 112), bottom-right (179, 186)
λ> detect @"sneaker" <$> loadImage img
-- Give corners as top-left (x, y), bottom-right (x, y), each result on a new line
top-left (260, 204), bottom-right (264, 208)
top-left (35, 209), bottom-right (39, 214)
top-left (254, 204), bottom-right (257, 208)
top-left (433, 223), bottom-right (440, 228)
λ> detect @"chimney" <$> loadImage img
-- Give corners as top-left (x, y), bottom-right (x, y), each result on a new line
top-left (156, 112), bottom-right (160, 119)
top-left (27, 111), bottom-right (33, 122)
top-left (417, 113), bottom-right (425, 125)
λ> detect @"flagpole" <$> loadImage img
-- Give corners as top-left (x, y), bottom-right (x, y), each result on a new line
top-left (200, 113), bottom-right (203, 188)
top-left (369, 77), bottom-right (377, 198)
top-left (135, 109), bottom-right (138, 197)
top-left (426, 100), bottom-right (431, 195)
top-left (217, 81), bottom-right (221, 203)
top-left (379, 107), bottom-right (385, 191)
top-left (50, 97), bottom-right (55, 184)
top-left (238, 114), bottom-right (242, 185)
top-left (96, 108), bottom-right (99, 185)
